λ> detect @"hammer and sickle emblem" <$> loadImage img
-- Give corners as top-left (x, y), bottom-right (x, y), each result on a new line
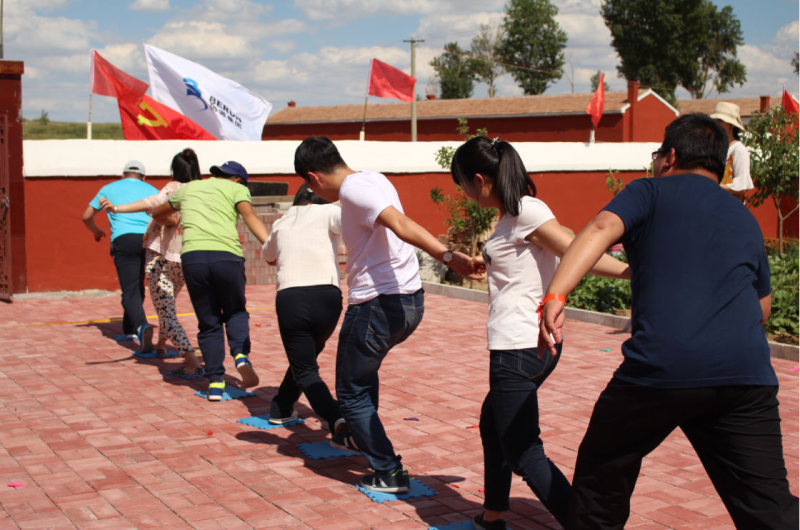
top-left (137, 100), bottom-right (169, 128)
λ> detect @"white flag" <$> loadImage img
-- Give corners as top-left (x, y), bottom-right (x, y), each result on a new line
top-left (144, 45), bottom-right (272, 141)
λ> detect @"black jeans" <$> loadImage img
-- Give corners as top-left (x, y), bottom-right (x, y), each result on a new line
top-left (570, 378), bottom-right (799, 530)
top-left (182, 254), bottom-right (250, 383)
top-left (271, 285), bottom-right (343, 427)
top-left (335, 289), bottom-right (424, 473)
top-left (480, 344), bottom-right (570, 528)
top-left (110, 233), bottom-right (147, 334)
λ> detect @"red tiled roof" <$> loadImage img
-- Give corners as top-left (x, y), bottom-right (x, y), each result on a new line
top-left (267, 91), bottom-right (647, 124)
top-left (677, 95), bottom-right (782, 117)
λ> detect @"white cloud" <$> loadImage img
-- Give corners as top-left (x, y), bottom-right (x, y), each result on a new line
top-left (193, 0), bottom-right (272, 21)
top-left (148, 21), bottom-right (258, 60)
top-left (129, 0), bottom-right (170, 12)
top-left (294, 0), bottom-right (505, 21)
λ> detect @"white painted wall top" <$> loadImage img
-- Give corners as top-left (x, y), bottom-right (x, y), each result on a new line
top-left (23, 139), bottom-right (660, 177)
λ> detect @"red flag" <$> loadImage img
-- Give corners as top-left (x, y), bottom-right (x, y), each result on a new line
top-left (585, 73), bottom-right (604, 128)
top-left (367, 58), bottom-right (416, 103)
top-left (109, 73), bottom-right (215, 141)
top-left (90, 49), bottom-right (149, 98)
top-left (782, 87), bottom-right (799, 115)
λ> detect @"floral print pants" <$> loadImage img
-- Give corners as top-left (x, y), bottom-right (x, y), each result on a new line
top-left (145, 249), bottom-right (192, 354)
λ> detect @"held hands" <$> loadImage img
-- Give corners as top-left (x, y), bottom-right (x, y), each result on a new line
top-left (448, 251), bottom-right (486, 280)
top-left (538, 298), bottom-right (566, 356)
top-left (98, 198), bottom-right (115, 211)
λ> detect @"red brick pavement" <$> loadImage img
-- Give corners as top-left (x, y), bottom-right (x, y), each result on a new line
top-left (0, 285), bottom-right (796, 530)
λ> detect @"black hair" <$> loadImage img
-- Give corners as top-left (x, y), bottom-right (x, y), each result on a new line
top-left (292, 182), bottom-right (330, 206)
top-left (450, 136), bottom-right (536, 216)
top-left (171, 148), bottom-right (201, 183)
top-left (660, 113), bottom-right (728, 182)
top-left (294, 136), bottom-right (347, 181)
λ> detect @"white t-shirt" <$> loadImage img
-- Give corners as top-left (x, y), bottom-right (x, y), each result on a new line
top-left (261, 203), bottom-right (342, 291)
top-left (722, 141), bottom-right (753, 192)
top-left (483, 196), bottom-right (559, 350)
top-left (339, 170), bottom-right (421, 305)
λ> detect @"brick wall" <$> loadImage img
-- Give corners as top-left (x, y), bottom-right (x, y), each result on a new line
top-left (236, 210), bottom-right (347, 286)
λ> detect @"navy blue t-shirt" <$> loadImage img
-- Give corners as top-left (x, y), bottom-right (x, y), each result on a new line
top-left (604, 174), bottom-right (776, 388)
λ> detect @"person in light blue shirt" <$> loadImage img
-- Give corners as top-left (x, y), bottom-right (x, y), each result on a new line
top-left (82, 160), bottom-right (159, 351)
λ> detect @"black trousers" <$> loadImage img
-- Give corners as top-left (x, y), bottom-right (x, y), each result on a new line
top-left (570, 378), bottom-right (799, 530)
top-left (110, 233), bottom-right (147, 334)
top-left (271, 285), bottom-right (343, 427)
top-left (182, 256), bottom-right (250, 383)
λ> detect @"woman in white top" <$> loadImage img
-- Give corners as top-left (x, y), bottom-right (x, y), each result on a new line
top-left (100, 149), bottom-right (202, 376)
top-left (710, 102), bottom-right (753, 202)
top-left (450, 137), bottom-right (630, 530)
top-left (261, 184), bottom-right (346, 434)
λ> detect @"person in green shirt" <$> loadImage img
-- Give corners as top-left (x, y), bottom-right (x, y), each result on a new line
top-left (153, 161), bottom-right (269, 401)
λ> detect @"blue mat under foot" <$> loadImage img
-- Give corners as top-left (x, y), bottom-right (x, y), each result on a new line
top-left (297, 441), bottom-right (356, 460)
top-left (195, 386), bottom-right (256, 401)
top-left (134, 349), bottom-right (179, 359)
top-left (357, 478), bottom-right (438, 503)
top-left (237, 414), bottom-right (305, 430)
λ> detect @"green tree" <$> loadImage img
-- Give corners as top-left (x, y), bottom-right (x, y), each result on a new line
top-left (590, 70), bottom-right (611, 92)
top-left (38, 109), bottom-right (50, 125)
top-left (601, 0), bottom-right (746, 104)
top-left (743, 106), bottom-right (799, 255)
top-left (499, 0), bottom-right (567, 95)
top-left (470, 24), bottom-right (506, 97)
top-left (430, 42), bottom-right (477, 100)
top-left (792, 51), bottom-right (798, 75)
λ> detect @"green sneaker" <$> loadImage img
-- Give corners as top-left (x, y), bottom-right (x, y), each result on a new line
top-left (359, 468), bottom-right (410, 493)
top-left (208, 381), bottom-right (225, 402)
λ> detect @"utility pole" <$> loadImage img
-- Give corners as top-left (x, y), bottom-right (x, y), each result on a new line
top-left (404, 37), bottom-right (424, 142)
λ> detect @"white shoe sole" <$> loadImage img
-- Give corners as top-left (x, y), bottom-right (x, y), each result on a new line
top-left (236, 361), bottom-right (259, 388)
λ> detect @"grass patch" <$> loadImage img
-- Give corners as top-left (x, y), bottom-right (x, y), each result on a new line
top-left (23, 119), bottom-right (124, 140)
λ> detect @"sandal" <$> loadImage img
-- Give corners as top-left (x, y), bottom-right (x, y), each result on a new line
top-left (156, 348), bottom-right (169, 358)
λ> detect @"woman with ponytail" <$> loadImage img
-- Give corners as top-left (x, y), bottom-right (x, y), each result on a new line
top-left (100, 149), bottom-right (203, 376)
top-left (450, 137), bottom-right (629, 529)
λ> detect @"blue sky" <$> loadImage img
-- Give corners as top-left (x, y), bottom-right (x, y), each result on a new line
top-left (11, 0), bottom-right (799, 123)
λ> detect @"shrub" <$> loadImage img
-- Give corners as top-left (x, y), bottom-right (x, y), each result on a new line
top-left (765, 242), bottom-right (799, 340)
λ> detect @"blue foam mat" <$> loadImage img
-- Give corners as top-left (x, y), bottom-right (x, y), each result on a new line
top-left (134, 349), bottom-right (180, 359)
top-left (165, 368), bottom-right (205, 380)
top-left (195, 386), bottom-right (256, 401)
top-left (428, 523), bottom-right (475, 530)
top-left (297, 441), bottom-right (356, 460)
top-left (357, 478), bottom-right (438, 503)
top-left (114, 334), bottom-right (137, 342)
top-left (237, 414), bottom-right (305, 430)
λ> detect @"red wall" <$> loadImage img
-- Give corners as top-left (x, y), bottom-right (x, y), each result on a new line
top-left (263, 113), bottom-right (633, 143)
top-left (23, 172), bottom-right (787, 293)
top-left (0, 62), bottom-right (27, 293)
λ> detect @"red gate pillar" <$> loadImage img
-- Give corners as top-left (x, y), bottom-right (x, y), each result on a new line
top-left (0, 61), bottom-right (26, 295)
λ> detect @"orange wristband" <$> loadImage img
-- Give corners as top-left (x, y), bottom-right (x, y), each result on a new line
top-left (536, 293), bottom-right (567, 315)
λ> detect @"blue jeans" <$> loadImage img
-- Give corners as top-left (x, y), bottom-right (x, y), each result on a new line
top-left (182, 254), bottom-right (250, 383)
top-left (479, 344), bottom-right (570, 528)
top-left (335, 289), bottom-right (424, 473)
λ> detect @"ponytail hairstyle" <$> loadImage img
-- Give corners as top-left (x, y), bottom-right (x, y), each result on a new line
top-left (171, 148), bottom-right (202, 183)
top-left (292, 182), bottom-right (330, 206)
top-left (450, 136), bottom-right (536, 216)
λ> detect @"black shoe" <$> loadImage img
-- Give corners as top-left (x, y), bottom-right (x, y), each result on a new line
top-left (473, 513), bottom-right (507, 530)
top-left (359, 468), bottom-right (410, 493)
top-left (330, 434), bottom-right (361, 453)
top-left (333, 418), bottom-right (350, 436)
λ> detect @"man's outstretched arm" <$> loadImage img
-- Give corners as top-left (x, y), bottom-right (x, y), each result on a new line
top-left (539, 210), bottom-right (626, 354)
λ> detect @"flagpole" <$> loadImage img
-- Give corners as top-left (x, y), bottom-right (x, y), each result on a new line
top-left (404, 38), bottom-right (424, 142)
top-left (360, 96), bottom-right (368, 141)
top-left (87, 92), bottom-right (93, 140)
top-left (589, 124), bottom-right (595, 144)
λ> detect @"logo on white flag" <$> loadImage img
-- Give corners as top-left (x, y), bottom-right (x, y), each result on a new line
top-left (145, 45), bottom-right (272, 141)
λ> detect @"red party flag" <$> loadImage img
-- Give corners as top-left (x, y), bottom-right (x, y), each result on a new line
top-left (367, 58), bottom-right (416, 103)
top-left (782, 87), bottom-right (799, 115)
top-left (108, 71), bottom-right (215, 141)
top-left (90, 49), bottom-right (149, 98)
top-left (585, 73), bottom-right (605, 128)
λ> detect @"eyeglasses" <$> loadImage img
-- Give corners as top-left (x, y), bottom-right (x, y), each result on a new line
top-left (651, 150), bottom-right (662, 161)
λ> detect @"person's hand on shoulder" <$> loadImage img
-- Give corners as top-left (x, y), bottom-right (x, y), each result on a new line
top-left (98, 197), bottom-right (114, 211)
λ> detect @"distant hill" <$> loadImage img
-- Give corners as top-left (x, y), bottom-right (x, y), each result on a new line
top-left (23, 118), bottom-right (124, 140)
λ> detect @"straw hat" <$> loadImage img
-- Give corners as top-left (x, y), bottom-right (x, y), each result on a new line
top-left (710, 102), bottom-right (746, 131)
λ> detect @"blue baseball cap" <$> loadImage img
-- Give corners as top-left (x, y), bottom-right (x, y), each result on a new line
top-left (210, 161), bottom-right (248, 182)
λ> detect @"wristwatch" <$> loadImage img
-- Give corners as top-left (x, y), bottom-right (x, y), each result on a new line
top-left (442, 249), bottom-right (454, 264)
